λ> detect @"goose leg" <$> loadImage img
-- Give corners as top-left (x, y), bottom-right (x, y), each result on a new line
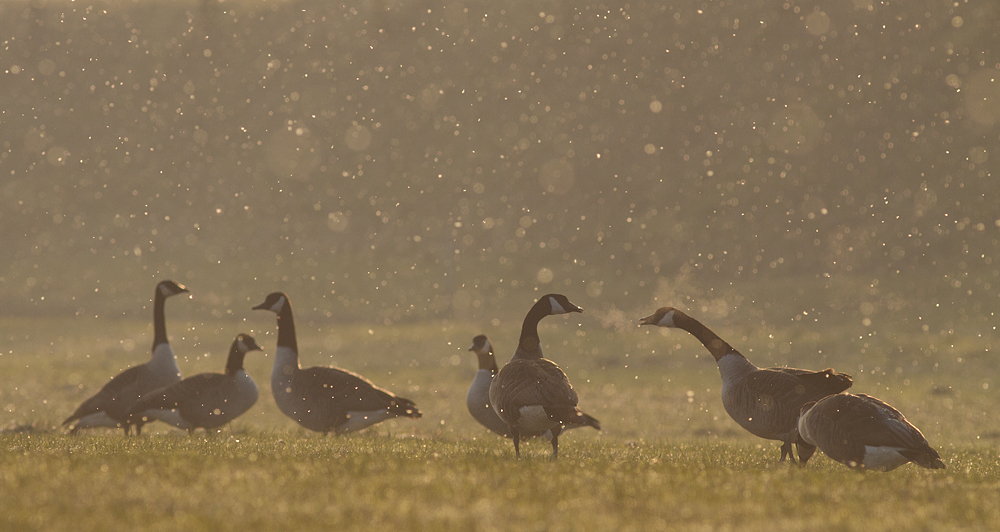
top-left (550, 425), bottom-right (563, 460)
top-left (796, 442), bottom-right (817, 466)
top-left (511, 427), bottom-right (521, 459)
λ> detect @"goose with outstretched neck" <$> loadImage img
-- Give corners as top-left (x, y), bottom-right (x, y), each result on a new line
top-left (639, 306), bottom-right (852, 462)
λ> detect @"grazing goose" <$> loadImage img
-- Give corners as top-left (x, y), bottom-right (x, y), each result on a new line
top-left (793, 393), bottom-right (946, 471)
top-left (63, 280), bottom-right (189, 435)
top-left (125, 334), bottom-right (263, 434)
top-left (488, 294), bottom-right (601, 459)
top-left (639, 307), bottom-right (852, 462)
top-left (252, 292), bottom-right (421, 434)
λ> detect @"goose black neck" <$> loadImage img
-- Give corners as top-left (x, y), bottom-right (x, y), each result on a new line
top-left (152, 287), bottom-right (170, 352)
top-left (515, 301), bottom-right (549, 360)
top-left (225, 341), bottom-right (246, 375)
top-left (275, 301), bottom-right (299, 353)
top-left (675, 312), bottom-right (740, 362)
top-left (477, 350), bottom-right (499, 372)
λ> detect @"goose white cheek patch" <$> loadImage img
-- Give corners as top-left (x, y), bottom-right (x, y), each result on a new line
top-left (270, 296), bottom-right (287, 313)
top-left (549, 297), bottom-right (566, 314)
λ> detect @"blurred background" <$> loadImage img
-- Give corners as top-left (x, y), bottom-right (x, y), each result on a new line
top-left (1, 0), bottom-right (997, 438)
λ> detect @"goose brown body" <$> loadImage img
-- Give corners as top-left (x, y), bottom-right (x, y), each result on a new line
top-left (126, 334), bottom-right (262, 433)
top-left (467, 335), bottom-right (593, 440)
top-left (639, 306), bottom-right (852, 462)
top-left (794, 393), bottom-right (946, 471)
top-left (489, 294), bottom-right (600, 458)
top-left (62, 280), bottom-right (189, 435)
top-left (253, 292), bottom-right (421, 434)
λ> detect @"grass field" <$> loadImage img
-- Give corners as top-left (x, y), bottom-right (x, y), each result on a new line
top-left (2, 314), bottom-right (998, 531)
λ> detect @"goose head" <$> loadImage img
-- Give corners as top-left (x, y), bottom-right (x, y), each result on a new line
top-left (469, 335), bottom-right (492, 355)
top-left (235, 333), bottom-right (264, 354)
top-left (539, 294), bottom-right (583, 315)
top-left (638, 307), bottom-right (680, 327)
top-left (158, 280), bottom-right (189, 298)
top-left (252, 292), bottom-right (290, 314)
top-left (469, 334), bottom-right (498, 370)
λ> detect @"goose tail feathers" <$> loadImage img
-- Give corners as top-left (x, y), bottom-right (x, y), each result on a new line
top-left (390, 398), bottom-right (422, 419)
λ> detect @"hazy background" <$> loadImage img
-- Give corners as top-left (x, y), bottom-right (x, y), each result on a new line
top-left (1, 0), bottom-right (997, 409)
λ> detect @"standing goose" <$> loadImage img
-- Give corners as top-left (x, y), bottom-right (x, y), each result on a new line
top-left (63, 280), bottom-right (189, 435)
top-left (467, 335), bottom-right (514, 437)
top-left (489, 294), bottom-right (601, 459)
top-left (252, 292), bottom-right (421, 434)
top-left (125, 334), bottom-right (263, 434)
top-left (639, 307), bottom-right (852, 462)
top-left (467, 335), bottom-right (593, 440)
top-left (793, 393), bottom-right (946, 471)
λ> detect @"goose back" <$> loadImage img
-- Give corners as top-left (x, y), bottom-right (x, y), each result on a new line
top-left (797, 393), bottom-right (945, 471)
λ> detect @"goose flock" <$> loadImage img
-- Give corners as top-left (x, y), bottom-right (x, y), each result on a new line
top-left (63, 280), bottom-right (945, 471)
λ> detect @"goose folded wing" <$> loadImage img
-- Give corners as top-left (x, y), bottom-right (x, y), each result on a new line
top-left (785, 368), bottom-right (853, 397)
top-left (67, 365), bottom-right (151, 422)
top-left (505, 361), bottom-right (579, 409)
top-left (741, 369), bottom-right (828, 411)
top-left (134, 373), bottom-right (229, 413)
top-left (846, 394), bottom-right (932, 449)
top-left (297, 366), bottom-right (399, 411)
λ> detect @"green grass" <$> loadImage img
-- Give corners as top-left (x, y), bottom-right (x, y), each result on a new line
top-left (2, 315), bottom-right (999, 531)
top-left (2, 435), bottom-right (998, 531)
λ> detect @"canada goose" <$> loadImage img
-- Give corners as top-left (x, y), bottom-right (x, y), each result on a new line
top-left (467, 335), bottom-right (593, 440)
top-left (639, 307), bottom-right (852, 462)
top-left (792, 393), bottom-right (946, 471)
top-left (466, 335), bottom-right (514, 437)
top-left (63, 280), bottom-right (189, 435)
top-left (252, 292), bottom-right (421, 434)
top-left (125, 334), bottom-right (262, 434)
top-left (488, 294), bottom-right (601, 458)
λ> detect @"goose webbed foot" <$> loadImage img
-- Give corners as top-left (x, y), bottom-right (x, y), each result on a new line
top-left (779, 440), bottom-right (798, 464)
top-left (795, 442), bottom-right (817, 466)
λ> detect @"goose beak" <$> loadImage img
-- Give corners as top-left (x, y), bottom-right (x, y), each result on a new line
top-left (638, 314), bottom-right (656, 326)
top-left (251, 301), bottom-right (268, 310)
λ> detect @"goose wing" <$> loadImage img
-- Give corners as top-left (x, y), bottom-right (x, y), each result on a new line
top-left (496, 359), bottom-right (579, 409)
top-left (843, 394), bottom-right (933, 450)
top-left (131, 373), bottom-right (232, 414)
top-left (739, 369), bottom-right (826, 411)
top-left (64, 365), bottom-right (154, 424)
top-left (778, 367), bottom-right (853, 399)
top-left (296, 366), bottom-right (403, 413)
